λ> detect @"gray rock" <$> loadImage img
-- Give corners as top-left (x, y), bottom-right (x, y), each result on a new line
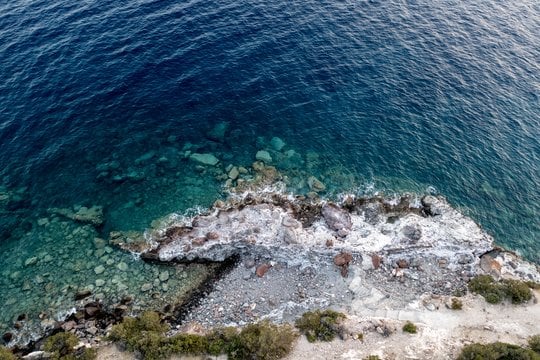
top-left (402, 225), bottom-right (422, 241)
top-left (159, 271), bottom-right (169, 282)
top-left (95, 279), bottom-right (105, 287)
top-left (255, 150), bottom-right (272, 163)
top-left (94, 265), bottom-right (105, 275)
top-left (422, 196), bottom-right (443, 216)
top-left (141, 283), bottom-right (153, 292)
top-left (117, 262), bottom-right (128, 271)
top-left (322, 203), bottom-right (352, 231)
top-left (24, 257), bottom-right (38, 266)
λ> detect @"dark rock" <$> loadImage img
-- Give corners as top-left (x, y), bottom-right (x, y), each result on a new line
top-left (206, 231), bottom-right (220, 240)
top-left (372, 254), bottom-right (382, 269)
top-left (84, 302), bottom-right (103, 318)
top-left (120, 296), bottom-right (133, 305)
top-left (396, 259), bottom-right (409, 269)
top-left (16, 314), bottom-right (26, 321)
top-left (322, 203), bottom-right (352, 231)
top-left (13, 322), bottom-right (22, 330)
top-left (74, 290), bottom-right (92, 301)
top-left (333, 252), bottom-right (353, 266)
top-left (2, 332), bottom-right (13, 343)
top-left (256, 263), bottom-right (271, 277)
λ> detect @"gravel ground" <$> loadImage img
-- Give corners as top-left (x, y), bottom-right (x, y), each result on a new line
top-left (179, 253), bottom-right (354, 329)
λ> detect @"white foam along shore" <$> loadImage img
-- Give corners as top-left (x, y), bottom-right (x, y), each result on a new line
top-left (98, 187), bottom-right (540, 360)
top-left (132, 188), bottom-right (539, 285)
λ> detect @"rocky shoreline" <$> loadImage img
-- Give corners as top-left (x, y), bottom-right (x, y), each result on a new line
top-left (2, 137), bottom-right (539, 358)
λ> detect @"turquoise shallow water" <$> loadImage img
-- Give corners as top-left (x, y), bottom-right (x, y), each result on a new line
top-left (0, 0), bottom-right (539, 344)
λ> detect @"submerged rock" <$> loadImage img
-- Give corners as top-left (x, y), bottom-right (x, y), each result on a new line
top-left (270, 136), bottom-right (286, 151)
top-left (207, 121), bottom-right (230, 142)
top-left (307, 176), bottom-right (326, 192)
top-left (255, 150), bottom-right (272, 163)
top-left (189, 153), bottom-right (220, 166)
top-left (49, 205), bottom-right (104, 226)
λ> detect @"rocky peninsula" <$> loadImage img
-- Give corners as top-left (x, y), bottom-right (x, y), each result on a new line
top-left (2, 137), bottom-right (539, 359)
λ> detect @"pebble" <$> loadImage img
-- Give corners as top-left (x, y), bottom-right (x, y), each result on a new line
top-left (24, 257), bottom-right (38, 266)
top-left (159, 271), bottom-right (169, 282)
top-left (141, 283), bottom-right (153, 292)
top-left (117, 262), bottom-right (128, 271)
top-left (95, 279), bottom-right (105, 287)
top-left (94, 265), bottom-right (105, 275)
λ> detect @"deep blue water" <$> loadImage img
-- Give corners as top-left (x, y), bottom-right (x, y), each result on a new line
top-left (0, 0), bottom-right (539, 329)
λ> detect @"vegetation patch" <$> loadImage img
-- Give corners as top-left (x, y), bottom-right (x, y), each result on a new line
top-left (295, 309), bottom-right (346, 342)
top-left (451, 298), bottom-right (463, 310)
top-left (43, 332), bottom-right (96, 360)
top-left (529, 335), bottom-right (540, 354)
top-left (363, 356), bottom-right (381, 360)
top-left (108, 312), bottom-right (297, 360)
top-left (402, 321), bottom-right (417, 334)
top-left (0, 346), bottom-right (16, 360)
top-left (468, 275), bottom-right (533, 304)
top-left (457, 341), bottom-right (540, 360)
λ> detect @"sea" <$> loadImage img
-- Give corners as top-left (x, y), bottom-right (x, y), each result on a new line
top-left (0, 0), bottom-right (538, 344)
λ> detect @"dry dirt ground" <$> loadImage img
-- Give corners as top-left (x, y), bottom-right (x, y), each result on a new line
top-left (95, 289), bottom-right (540, 360)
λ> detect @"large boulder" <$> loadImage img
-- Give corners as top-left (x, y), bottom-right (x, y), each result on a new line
top-left (322, 203), bottom-right (352, 231)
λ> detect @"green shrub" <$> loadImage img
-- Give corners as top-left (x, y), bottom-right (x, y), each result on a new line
top-left (457, 342), bottom-right (540, 360)
top-left (529, 335), bottom-right (540, 353)
top-left (0, 346), bottom-right (16, 360)
top-left (468, 275), bottom-right (533, 304)
top-left (230, 321), bottom-right (298, 360)
top-left (526, 281), bottom-right (540, 290)
top-left (107, 311), bottom-right (169, 360)
top-left (504, 279), bottom-right (533, 304)
top-left (363, 356), bottom-right (381, 360)
top-left (295, 310), bottom-right (346, 342)
top-left (402, 321), bottom-right (417, 334)
top-left (108, 313), bottom-right (297, 360)
top-left (44, 332), bottom-right (79, 359)
top-left (166, 333), bottom-right (208, 355)
top-left (451, 298), bottom-right (463, 310)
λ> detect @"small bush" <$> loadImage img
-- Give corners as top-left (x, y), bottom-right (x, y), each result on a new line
top-left (468, 275), bottom-right (533, 304)
top-left (0, 346), bottom-right (16, 360)
top-left (295, 310), bottom-right (346, 342)
top-left (457, 342), bottom-right (540, 360)
top-left (231, 321), bottom-right (298, 360)
top-left (402, 321), bottom-right (417, 334)
top-left (107, 311), bottom-right (169, 360)
top-left (504, 279), bottom-right (533, 304)
top-left (529, 335), bottom-right (540, 353)
top-left (451, 298), bottom-right (463, 310)
top-left (526, 281), bottom-right (540, 290)
top-left (363, 356), bottom-right (381, 360)
top-left (44, 332), bottom-right (79, 359)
